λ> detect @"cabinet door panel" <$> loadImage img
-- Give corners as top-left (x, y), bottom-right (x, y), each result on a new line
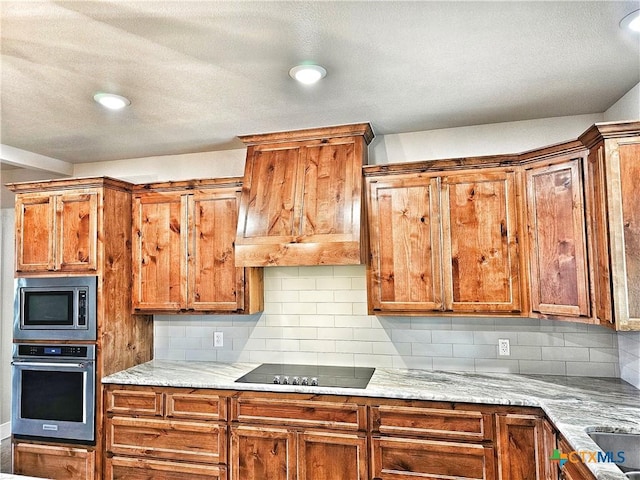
top-left (441, 171), bottom-right (521, 312)
top-left (13, 442), bottom-right (95, 480)
top-left (231, 425), bottom-right (295, 480)
top-left (189, 189), bottom-right (244, 311)
top-left (367, 175), bottom-right (443, 312)
top-left (618, 141), bottom-right (640, 322)
top-left (106, 456), bottom-right (226, 480)
top-left (526, 160), bottom-right (590, 317)
top-left (132, 193), bottom-right (187, 310)
top-left (240, 146), bottom-right (300, 239)
top-left (300, 139), bottom-right (360, 239)
top-left (299, 431), bottom-right (368, 480)
top-left (14, 194), bottom-right (55, 272)
top-left (496, 414), bottom-right (545, 480)
top-left (57, 192), bottom-right (99, 271)
top-left (371, 437), bottom-right (495, 480)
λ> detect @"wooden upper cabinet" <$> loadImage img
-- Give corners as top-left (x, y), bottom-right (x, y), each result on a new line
top-left (441, 170), bottom-right (521, 313)
top-left (580, 122), bottom-right (640, 331)
top-left (524, 157), bottom-right (590, 319)
top-left (13, 190), bottom-right (99, 273)
top-left (366, 168), bottom-right (521, 314)
top-left (235, 123), bottom-right (374, 267)
top-left (367, 174), bottom-right (443, 312)
top-left (132, 178), bottom-right (263, 314)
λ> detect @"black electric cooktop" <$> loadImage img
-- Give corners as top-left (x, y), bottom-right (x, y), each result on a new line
top-left (235, 364), bottom-right (375, 389)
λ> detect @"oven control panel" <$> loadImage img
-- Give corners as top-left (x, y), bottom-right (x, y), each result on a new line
top-left (15, 344), bottom-right (95, 359)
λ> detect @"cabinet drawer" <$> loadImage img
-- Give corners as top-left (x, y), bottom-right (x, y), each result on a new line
top-left (371, 405), bottom-right (494, 441)
top-left (106, 456), bottom-right (227, 480)
top-left (232, 396), bottom-right (367, 431)
top-left (166, 391), bottom-right (227, 421)
top-left (14, 442), bottom-right (96, 480)
top-left (106, 416), bottom-right (227, 464)
top-left (106, 388), bottom-right (164, 416)
top-left (372, 436), bottom-right (496, 480)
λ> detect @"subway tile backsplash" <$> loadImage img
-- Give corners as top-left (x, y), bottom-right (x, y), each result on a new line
top-left (155, 266), bottom-right (623, 378)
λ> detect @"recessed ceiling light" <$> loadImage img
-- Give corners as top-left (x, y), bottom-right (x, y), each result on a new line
top-left (289, 64), bottom-right (327, 85)
top-left (620, 9), bottom-right (640, 32)
top-left (93, 92), bottom-right (131, 110)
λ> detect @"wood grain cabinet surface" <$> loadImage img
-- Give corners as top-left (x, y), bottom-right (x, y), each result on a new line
top-left (524, 155), bottom-right (591, 319)
top-left (131, 178), bottom-right (263, 314)
top-left (580, 124), bottom-right (640, 331)
top-left (365, 168), bottom-right (522, 315)
top-left (104, 385), bottom-right (229, 480)
top-left (235, 123), bottom-right (374, 267)
top-left (103, 385), bottom-right (562, 480)
top-left (13, 442), bottom-right (96, 480)
top-left (10, 187), bottom-right (99, 273)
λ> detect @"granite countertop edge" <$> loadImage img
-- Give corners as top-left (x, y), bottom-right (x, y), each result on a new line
top-left (102, 360), bottom-right (640, 480)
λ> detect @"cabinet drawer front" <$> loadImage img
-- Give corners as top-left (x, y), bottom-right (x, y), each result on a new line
top-left (106, 388), bottom-right (164, 416)
top-left (232, 396), bottom-right (367, 431)
top-left (14, 442), bottom-right (96, 480)
top-left (166, 391), bottom-right (227, 421)
top-left (371, 405), bottom-right (493, 441)
top-left (106, 456), bottom-right (226, 480)
top-left (372, 437), bottom-right (496, 480)
top-left (106, 416), bottom-right (226, 464)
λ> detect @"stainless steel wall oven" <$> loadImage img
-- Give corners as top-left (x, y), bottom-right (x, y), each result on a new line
top-left (11, 344), bottom-right (96, 443)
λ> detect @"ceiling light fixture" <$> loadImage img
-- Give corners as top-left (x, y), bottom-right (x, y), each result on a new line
top-left (93, 92), bottom-right (131, 110)
top-left (620, 9), bottom-right (640, 32)
top-left (289, 64), bottom-right (327, 85)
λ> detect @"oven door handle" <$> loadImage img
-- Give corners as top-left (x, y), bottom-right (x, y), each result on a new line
top-left (11, 361), bottom-right (89, 369)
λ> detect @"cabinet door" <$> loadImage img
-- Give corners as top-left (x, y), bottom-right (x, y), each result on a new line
top-left (441, 171), bottom-right (521, 313)
top-left (231, 425), bottom-right (295, 480)
top-left (14, 193), bottom-right (56, 272)
top-left (132, 192), bottom-right (188, 310)
top-left (56, 192), bottom-right (99, 271)
top-left (367, 175), bottom-right (443, 313)
top-left (371, 436), bottom-right (496, 480)
top-left (14, 442), bottom-right (96, 480)
top-left (188, 188), bottom-right (245, 311)
top-left (496, 414), bottom-right (545, 480)
top-left (298, 431), bottom-right (368, 480)
top-left (526, 159), bottom-right (590, 318)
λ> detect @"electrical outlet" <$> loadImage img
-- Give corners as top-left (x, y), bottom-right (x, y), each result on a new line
top-left (498, 338), bottom-right (510, 356)
top-left (214, 332), bottom-right (224, 348)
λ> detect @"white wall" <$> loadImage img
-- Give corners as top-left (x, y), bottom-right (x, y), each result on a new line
top-left (604, 82), bottom-right (640, 122)
top-left (1, 209), bottom-right (14, 431)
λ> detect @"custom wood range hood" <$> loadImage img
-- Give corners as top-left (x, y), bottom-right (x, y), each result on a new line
top-left (235, 123), bottom-right (374, 267)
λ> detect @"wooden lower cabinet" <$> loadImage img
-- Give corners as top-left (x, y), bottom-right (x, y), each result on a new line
top-left (103, 385), bottom-right (563, 480)
top-left (558, 437), bottom-right (597, 480)
top-left (13, 442), bottom-right (96, 480)
top-left (104, 385), bottom-right (229, 480)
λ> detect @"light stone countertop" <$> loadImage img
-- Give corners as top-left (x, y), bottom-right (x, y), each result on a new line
top-left (103, 360), bottom-right (640, 480)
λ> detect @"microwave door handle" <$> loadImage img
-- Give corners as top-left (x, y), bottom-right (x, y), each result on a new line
top-left (11, 361), bottom-right (88, 368)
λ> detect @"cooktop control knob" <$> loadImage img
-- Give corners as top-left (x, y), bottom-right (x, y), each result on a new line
top-left (273, 375), bottom-right (281, 384)
top-left (301, 377), bottom-right (309, 386)
top-left (283, 376), bottom-right (290, 385)
top-left (292, 376), bottom-right (300, 385)
top-left (311, 377), bottom-right (319, 386)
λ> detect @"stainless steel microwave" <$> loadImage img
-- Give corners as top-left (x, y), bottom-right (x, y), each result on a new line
top-left (14, 276), bottom-right (97, 341)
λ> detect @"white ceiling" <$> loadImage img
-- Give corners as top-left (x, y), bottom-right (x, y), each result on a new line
top-left (1, 1), bottom-right (639, 165)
